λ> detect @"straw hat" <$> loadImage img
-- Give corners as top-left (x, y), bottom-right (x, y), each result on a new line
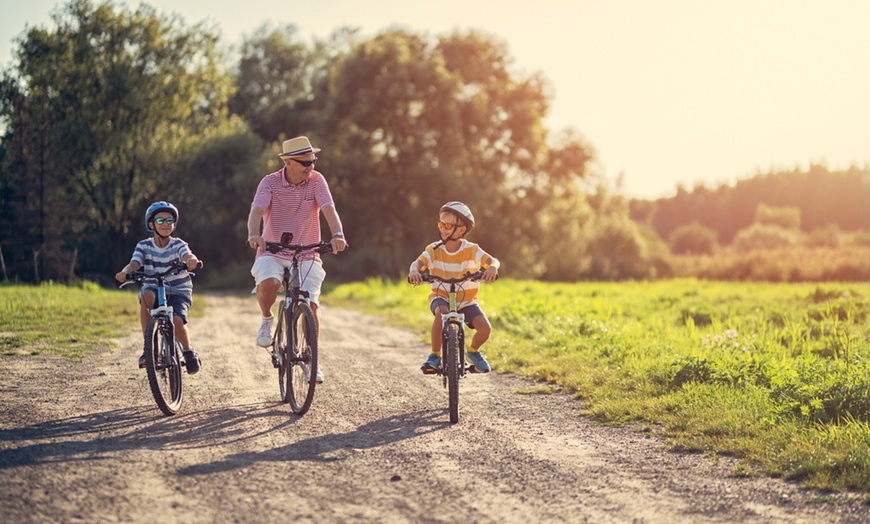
top-left (278, 136), bottom-right (321, 158)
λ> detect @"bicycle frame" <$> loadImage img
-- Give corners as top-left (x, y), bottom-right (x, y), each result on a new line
top-left (440, 281), bottom-right (469, 380)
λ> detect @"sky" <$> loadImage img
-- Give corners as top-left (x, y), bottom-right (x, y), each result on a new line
top-left (1, 0), bottom-right (869, 199)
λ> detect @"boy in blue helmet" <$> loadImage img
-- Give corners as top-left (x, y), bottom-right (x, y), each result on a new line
top-left (115, 201), bottom-right (203, 373)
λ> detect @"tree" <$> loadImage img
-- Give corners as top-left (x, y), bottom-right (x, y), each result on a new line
top-left (0, 0), bottom-right (238, 277)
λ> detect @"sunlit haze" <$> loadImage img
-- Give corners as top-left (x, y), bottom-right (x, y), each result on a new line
top-left (2, 0), bottom-right (868, 199)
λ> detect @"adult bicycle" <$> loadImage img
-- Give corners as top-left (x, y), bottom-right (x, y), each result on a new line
top-left (414, 269), bottom-right (491, 423)
top-left (121, 260), bottom-right (200, 416)
top-left (264, 240), bottom-right (333, 416)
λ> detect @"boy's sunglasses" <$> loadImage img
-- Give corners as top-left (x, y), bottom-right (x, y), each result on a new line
top-left (290, 157), bottom-right (317, 167)
top-left (437, 221), bottom-right (462, 231)
top-left (153, 217), bottom-right (176, 225)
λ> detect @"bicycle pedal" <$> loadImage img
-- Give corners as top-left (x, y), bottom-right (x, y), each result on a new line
top-left (467, 365), bottom-right (479, 374)
top-left (422, 366), bottom-right (438, 375)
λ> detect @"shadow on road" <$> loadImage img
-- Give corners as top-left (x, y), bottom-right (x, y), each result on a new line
top-left (0, 402), bottom-right (300, 469)
top-left (178, 409), bottom-right (450, 476)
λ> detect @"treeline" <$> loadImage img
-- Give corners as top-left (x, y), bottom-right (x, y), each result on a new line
top-left (631, 165), bottom-right (870, 247)
top-left (1, 1), bottom-right (867, 287)
top-left (0, 0), bottom-right (668, 286)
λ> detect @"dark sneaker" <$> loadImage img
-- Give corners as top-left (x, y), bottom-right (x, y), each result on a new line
top-left (138, 352), bottom-right (146, 369)
top-left (421, 353), bottom-right (441, 374)
top-left (467, 350), bottom-right (490, 373)
top-left (183, 349), bottom-right (201, 375)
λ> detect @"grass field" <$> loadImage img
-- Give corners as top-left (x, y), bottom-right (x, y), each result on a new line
top-left (0, 281), bottom-right (143, 358)
top-left (326, 278), bottom-right (870, 492)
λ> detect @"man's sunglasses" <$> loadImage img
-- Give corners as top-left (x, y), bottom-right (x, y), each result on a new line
top-left (290, 157), bottom-right (317, 167)
top-left (153, 217), bottom-right (176, 225)
top-left (437, 221), bottom-right (462, 231)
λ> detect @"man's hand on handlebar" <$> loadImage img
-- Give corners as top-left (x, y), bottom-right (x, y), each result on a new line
top-left (329, 236), bottom-right (347, 255)
top-left (247, 235), bottom-right (266, 251)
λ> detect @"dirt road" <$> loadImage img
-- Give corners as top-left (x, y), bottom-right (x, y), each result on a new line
top-left (0, 294), bottom-right (866, 523)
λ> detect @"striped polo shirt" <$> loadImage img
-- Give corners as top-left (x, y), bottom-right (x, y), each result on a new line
top-left (251, 167), bottom-right (335, 263)
top-left (130, 237), bottom-right (193, 296)
top-left (416, 240), bottom-right (495, 308)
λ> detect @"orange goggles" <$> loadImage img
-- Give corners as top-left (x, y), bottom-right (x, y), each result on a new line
top-left (437, 221), bottom-right (462, 231)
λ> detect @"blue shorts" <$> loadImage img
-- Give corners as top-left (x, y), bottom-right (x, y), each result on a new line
top-left (140, 287), bottom-right (192, 324)
top-left (430, 298), bottom-right (484, 330)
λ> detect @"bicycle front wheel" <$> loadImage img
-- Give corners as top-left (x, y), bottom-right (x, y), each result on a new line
top-left (444, 322), bottom-right (461, 423)
top-left (287, 303), bottom-right (318, 415)
top-left (144, 316), bottom-right (183, 416)
top-left (275, 302), bottom-right (291, 403)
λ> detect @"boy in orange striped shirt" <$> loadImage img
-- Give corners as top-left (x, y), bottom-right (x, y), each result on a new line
top-left (408, 202), bottom-right (500, 373)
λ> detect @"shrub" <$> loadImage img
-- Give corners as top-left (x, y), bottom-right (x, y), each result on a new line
top-left (669, 221), bottom-right (718, 255)
top-left (732, 224), bottom-right (798, 252)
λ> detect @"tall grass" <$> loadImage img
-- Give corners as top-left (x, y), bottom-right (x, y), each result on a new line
top-left (326, 278), bottom-right (870, 491)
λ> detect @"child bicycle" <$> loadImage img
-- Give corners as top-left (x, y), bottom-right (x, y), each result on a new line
top-left (414, 269), bottom-right (492, 423)
top-left (121, 259), bottom-right (200, 416)
top-left (263, 240), bottom-right (334, 416)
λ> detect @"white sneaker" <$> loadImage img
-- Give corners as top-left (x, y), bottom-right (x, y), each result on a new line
top-left (303, 363), bottom-right (324, 384)
top-left (256, 316), bottom-right (275, 347)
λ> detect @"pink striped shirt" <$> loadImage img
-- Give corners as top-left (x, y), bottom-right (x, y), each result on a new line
top-left (251, 167), bottom-right (334, 263)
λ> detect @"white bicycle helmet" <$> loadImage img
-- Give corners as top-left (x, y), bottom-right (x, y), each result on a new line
top-left (440, 201), bottom-right (475, 232)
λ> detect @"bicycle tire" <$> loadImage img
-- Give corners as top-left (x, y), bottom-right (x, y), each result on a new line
top-left (287, 303), bottom-right (318, 415)
top-left (144, 316), bottom-right (183, 416)
top-left (445, 322), bottom-right (461, 423)
top-left (275, 302), bottom-right (291, 403)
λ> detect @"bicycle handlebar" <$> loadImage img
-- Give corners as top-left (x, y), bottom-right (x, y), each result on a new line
top-left (120, 259), bottom-right (201, 288)
top-left (264, 241), bottom-right (334, 256)
top-left (413, 269), bottom-right (494, 285)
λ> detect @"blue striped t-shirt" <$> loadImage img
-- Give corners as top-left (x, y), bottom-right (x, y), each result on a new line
top-left (130, 237), bottom-right (193, 296)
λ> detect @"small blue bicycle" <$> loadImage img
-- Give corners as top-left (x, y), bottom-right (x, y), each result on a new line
top-left (121, 260), bottom-right (199, 416)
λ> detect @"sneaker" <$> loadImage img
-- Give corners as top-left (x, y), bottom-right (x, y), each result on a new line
top-left (303, 363), bottom-right (324, 384)
top-left (421, 353), bottom-right (441, 374)
top-left (467, 350), bottom-right (490, 373)
top-left (138, 352), bottom-right (146, 369)
top-left (257, 316), bottom-right (275, 347)
top-left (183, 349), bottom-right (201, 375)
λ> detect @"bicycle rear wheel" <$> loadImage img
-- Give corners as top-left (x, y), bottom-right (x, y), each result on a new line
top-left (287, 303), bottom-right (318, 415)
top-left (444, 322), bottom-right (461, 423)
top-left (144, 316), bottom-right (183, 416)
top-left (275, 302), bottom-right (291, 403)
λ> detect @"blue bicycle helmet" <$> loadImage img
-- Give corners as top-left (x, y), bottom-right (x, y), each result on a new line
top-left (145, 201), bottom-right (179, 232)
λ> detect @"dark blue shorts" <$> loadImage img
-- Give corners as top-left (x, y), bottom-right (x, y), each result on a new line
top-left (430, 298), bottom-right (484, 330)
top-left (140, 287), bottom-right (192, 324)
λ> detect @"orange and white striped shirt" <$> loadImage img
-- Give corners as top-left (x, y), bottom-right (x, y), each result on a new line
top-left (416, 240), bottom-right (495, 308)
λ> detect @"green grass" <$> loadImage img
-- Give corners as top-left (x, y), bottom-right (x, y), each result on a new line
top-left (326, 278), bottom-right (870, 492)
top-left (1, 281), bottom-right (147, 358)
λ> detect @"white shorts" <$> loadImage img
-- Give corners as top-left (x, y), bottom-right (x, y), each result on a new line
top-left (250, 255), bottom-right (326, 305)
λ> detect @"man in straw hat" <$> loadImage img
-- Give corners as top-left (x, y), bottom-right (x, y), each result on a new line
top-left (246, 136), bottom-right (347, 383)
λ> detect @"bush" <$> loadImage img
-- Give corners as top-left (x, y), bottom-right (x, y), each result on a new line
top-left (805, 223), bottom-right (842, 248)
top-left (732, 224), bottom-right (798, 252)
top-left (669, 221), bottom-right (718, 255)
